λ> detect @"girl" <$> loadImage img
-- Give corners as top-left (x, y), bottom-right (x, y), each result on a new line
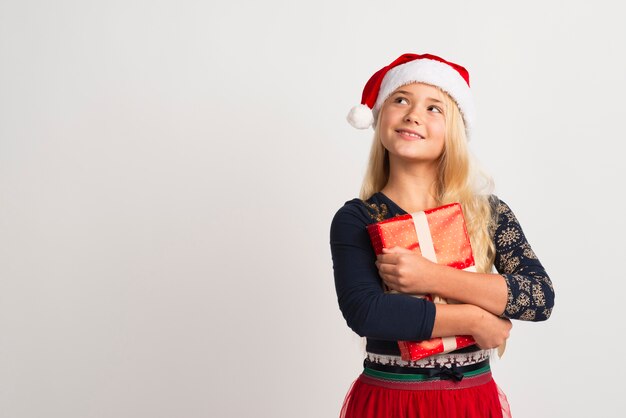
top-left (330, 53), bottom-right (555, 418)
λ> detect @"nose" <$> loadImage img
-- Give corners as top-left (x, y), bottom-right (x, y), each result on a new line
top-left (405, 107), bottom-right (423, 124)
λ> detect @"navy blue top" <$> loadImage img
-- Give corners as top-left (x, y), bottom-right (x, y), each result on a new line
top-left (329, 192), bottom-right (554, 355)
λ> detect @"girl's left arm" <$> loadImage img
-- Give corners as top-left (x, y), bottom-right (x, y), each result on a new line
top-left (377, 197), bottom-right (555, 321)
top-left (487, 198), bottom-right (555, 321)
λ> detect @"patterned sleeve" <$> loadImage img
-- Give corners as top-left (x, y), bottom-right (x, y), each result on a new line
top-left (491, 197), bottom-right (555, 321)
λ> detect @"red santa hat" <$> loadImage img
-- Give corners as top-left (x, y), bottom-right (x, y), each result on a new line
top-left (347, 53), bottom-right (475, 139)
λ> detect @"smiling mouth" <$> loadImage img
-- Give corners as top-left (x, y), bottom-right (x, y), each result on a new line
top-left (396, 129), bottom-right (424, 139)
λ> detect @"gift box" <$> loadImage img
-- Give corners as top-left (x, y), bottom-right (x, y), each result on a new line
top-left (366, 202), bottom-right (478, 361)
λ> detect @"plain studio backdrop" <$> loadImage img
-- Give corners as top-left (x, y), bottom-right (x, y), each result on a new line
top-left (1, 1), bottom-right (624, 417)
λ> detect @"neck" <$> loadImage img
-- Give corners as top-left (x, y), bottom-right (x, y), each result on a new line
top-left (380, 157), bottom-right (439, 213)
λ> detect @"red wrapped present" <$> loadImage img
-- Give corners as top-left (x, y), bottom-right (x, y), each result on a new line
top-left (367, 202), bottom-right (477, 361)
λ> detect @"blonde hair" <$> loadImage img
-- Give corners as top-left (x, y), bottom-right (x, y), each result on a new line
top-left (359, 85), bottom-right (496, 272)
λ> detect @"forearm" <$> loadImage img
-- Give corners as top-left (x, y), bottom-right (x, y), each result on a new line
top-left (432, 303), bottom-right (511, 349)
top-left (430, 303), bottom-right (480, 338)
top-left (429, 264), bottom-right (508, 317)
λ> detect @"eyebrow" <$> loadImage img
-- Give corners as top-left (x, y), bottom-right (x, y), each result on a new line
top-left (392, 90), bottom-right (444, 104)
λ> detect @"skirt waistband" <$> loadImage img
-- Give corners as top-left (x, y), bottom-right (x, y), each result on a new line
top-left (360, 358), bottom-right (491, 391)
top-left (359, 366), bottom-right (493, 391)
top-left (363, 358), bottom-right (489, 381)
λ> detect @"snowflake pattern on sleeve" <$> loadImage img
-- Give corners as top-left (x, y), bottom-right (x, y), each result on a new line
top-left (491, 198), bottom-right (554, 321)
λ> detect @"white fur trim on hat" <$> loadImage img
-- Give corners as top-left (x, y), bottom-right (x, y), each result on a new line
top-left (347, 104), bottom-right (374, 129)
top-left (372, 58), bottom-right (475, 137)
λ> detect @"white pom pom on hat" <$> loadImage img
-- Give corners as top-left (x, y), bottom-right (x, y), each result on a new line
top-left (347, 53), bottom-right (475, 139)
top-left (346, 104), bottom-right (374, 129)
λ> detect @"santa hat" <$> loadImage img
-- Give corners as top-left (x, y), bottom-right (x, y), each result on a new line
top-left (347, 53), bottom-right (475, 139)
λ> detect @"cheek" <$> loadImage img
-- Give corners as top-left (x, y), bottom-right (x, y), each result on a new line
top-left (432, 120), bottom-right (446, 139)
top-left (377, 112), bottom-right (397, 145)
top-left (379, 130), bottom-right (392, 150)
top-left (378, 110), bottom-right (395, 130)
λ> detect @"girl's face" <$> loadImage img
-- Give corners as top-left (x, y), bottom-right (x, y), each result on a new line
top-left (378, 83), bottom-right (446, 165)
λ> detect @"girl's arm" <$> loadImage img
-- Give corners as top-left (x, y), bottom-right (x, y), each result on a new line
top-left (332, 199), bottom-right (514, 348)
top-left (427, 267), bottom-right (508, 317)
top-left (431, 303), bottom-right (511, 349)
top-left (330, 200), bottom-right (437, 341)
top-left (377, 197), bottom-right (554, 321)
top-left (377, 249), bottom-right (508, 316)
top-left (490, 198), bottom-right (554, 321)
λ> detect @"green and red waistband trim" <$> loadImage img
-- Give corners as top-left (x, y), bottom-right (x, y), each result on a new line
top-left (360, 358), bottom-right (492, 391)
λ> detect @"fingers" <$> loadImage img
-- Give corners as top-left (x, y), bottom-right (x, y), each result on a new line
top-left (382, 246), bottom-right (412, 254)
top-left (375, 260), bottom-right (398, 290)
top-left (378, 247), bottom-right (419, 265)
top-left (377, 251), bottom-right (400, 263)
top-left (474, 314), bottom-right (513, 349)
top-left (375, 261), bottom-right (396, 278)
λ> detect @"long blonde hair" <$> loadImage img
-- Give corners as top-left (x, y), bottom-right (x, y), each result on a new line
top-left (359, 85), bottom-right (496, 272)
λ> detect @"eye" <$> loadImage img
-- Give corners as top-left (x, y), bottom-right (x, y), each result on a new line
top-left (393, 96), bottom-right (409, 105)
top-left (427, 105), bottom-right (443, 113)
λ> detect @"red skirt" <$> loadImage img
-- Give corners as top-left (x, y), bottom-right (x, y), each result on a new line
top-left (339, 363), bottom-right (511, 418)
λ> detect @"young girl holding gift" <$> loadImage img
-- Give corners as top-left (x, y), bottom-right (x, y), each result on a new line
top-left (329, 53), bottom-right (555, 418)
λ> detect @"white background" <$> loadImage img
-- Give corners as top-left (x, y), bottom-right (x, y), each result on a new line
top-left (1, 1), bottom-right (624, 417)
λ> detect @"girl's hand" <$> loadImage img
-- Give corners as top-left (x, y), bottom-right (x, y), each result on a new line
top-left (471, 309), bottom-right (512, 349)
top-left (375, 246), bottom-right (438, 295)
